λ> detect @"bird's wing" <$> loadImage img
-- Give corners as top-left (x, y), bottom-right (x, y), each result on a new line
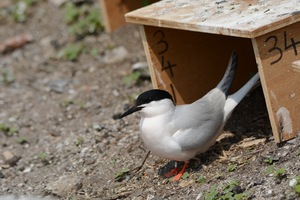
top-left (171, 88), bottom-right (225, 152)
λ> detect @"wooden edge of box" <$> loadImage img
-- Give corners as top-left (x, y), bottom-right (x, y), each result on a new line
top-left (139, 25), bottom-right (158, 89)
top-left (251, 38), bottom-right (281, 143)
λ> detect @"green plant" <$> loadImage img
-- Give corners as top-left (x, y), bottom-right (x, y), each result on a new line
top-left (181, 172), bottom-right (189, 180)
top-left (203, 179), bottom-right (252, 200)
top-left (197, 175), bottom-right (206, 183)
top-left (123, 71), bottom-right (141, 84)
top-left (38, 152), bottom-right (47, 160)
top-left (274, 167), bottom-right (287, 179)
top-left (9, 127), bottom-right (18, 134)
top-left (60, 43), bottom-right (87, 61)
top-left (64, 2), bottom-right (103, 36)
top-left (17, 136), bottom-right (27, 144)
top-left (111, 159), bottom-right (116, 164)
top-left (296, 150), bottom-right (300, 156)
top-left (204, 184), bottom-right (221, 200)
top-left (107, 44), bottom-right (115, 50)
top-left (0, 69), bottom-right (15, 86)
top-left (227, 163), bottom-right (237, 172)
top-left (288, 175), bottom-right (300, 197)
top-left (74, 139), bottom-right (84, 146)
top-left (0, 123), bottom-right (8, 132)
top-left (264, 157), bottom-right (273, 164)
top-left (114, 168), bottom-right (130, 178)
top-left (266, 165), bottom-right (274, 174)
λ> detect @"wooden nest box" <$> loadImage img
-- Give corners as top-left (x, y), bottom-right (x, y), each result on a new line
top-left (99, 0), bottom-right (159, 32)
top-left (125, 0), bottom-right (300, 143)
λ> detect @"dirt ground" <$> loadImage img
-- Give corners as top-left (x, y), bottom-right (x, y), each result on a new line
top-left (1, 1), bottom-right (300, 200)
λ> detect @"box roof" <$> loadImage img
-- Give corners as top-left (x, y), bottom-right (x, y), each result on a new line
top-left (125, 0), bottom-right (300, 38)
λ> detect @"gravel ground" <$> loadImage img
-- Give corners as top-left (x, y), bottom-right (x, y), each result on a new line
top-left (1, 1), bottom-right (300, 200)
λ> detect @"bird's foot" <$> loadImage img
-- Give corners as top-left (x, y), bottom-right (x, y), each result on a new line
top-left (172, 172), bottom-right (183, 181)
top-left (172, 160), bottom-right (189, 181)
top-left (164, 167), bottom-right (179, 177)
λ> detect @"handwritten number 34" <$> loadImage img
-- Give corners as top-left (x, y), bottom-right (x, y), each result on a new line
top-left (265, 31), bottom-right (300, 65)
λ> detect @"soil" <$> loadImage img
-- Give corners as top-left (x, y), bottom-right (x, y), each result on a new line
top-left (1, 1), bottom-right (300, 200)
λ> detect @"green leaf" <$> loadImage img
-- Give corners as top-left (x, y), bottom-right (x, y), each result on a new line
top-left (297, 150), bottom-right (300, 156)
top-left (114, 171), bottom-right (123, 178)
top-left (227, 163), bottom-right (237, 172)
top-left (38, 152), bottom-right (47, 160)
top-left (0, 123), bottom-right (8, 131)
top-left (114, 168), bottom-right (130, 178)
top-left (266, 165), bottom-right (274, 174)
top-left (197, 175), bottom-right (206, 183)
top-left (122, 168), bottom-right (130, 173)
top-left (264, 157), bottom-right (273, 164)
top-left (233, 193), bottom-right (244, 200)
top-left (168, 177), bottom-right (174, 182)
top-left (17, 136), bottom-right (27, 144)
top-left (221, 192), bottom-right (234, 200)
top-left (9, 127), bottom-right (18, 134)
top-left (244, 190), bottom-right (252, 197)
top-left (274, 167), bottom-right (287, 178)
top-left (181, 172), bottom-right (189, 180)
top-left (111, 159), bottom-right (116, 164)
top-left (295, 185), bottom-right (300, 193)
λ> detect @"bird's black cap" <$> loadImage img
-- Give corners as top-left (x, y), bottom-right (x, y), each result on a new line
top-left (118, 89), bottom-right (174, 119)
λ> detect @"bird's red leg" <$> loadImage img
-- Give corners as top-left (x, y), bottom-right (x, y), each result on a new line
top-left (172, 160), bottom-right (189, 181)
top-left (164, 161), bottom-right (179, 177)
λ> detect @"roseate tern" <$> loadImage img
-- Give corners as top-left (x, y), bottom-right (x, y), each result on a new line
top-left (119, 51), bottom-right (260, 181)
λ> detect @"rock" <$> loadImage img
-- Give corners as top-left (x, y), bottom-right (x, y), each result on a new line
top-left (48, 0), bottom-right (68, 7)
top-left (65, 164), bottom-right (74, 172)
top-left (254, 179), bottom-right (262, 186)
top-left (80, 147), bottom-right (89, 157)
top-left (131, 56), bottom-right (139, 64)
top-left (85, 157), bottom-right (96, 165)
top-left (48, 79), bottom-right (70, 93)
top-left (102, 46), bottom-right (129, 64)
top-left (2, 151), bottom-right (14, 161)
top-left (231, 185), bottom-right (243, 194)
top-left (144, 168), bottom-right (155, 178)
top-left (2, 186), bottom-right (9, 192)
top-left (46, 175), bottom-right (80, 196)
top-left (1, 196), bottom-right (57, 200)
top-left (132, 62), bottom-right (151, 80)
top-left (6, 156), bottom-right (21, 167)
top-left (113, 89), bottom-right (119, 97)
top-left (0, 171), bottom-right (5, 178)
top-left (287, 138), bottom-right (297, 145)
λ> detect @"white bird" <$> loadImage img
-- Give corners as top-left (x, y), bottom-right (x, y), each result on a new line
top-left (119, 51), bottom-right (260, 181)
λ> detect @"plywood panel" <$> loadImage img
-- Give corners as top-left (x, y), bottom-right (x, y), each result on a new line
top-left (143, 25), bottom-right (258, 105)
top-left (126, 0), bottom-right (300, 38)
top-left (100, 0), bottom-right (158, 33)
top-left (252, 21), bottom-right (300, 142)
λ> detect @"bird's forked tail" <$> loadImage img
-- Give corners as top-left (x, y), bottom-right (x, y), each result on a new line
top-left (223, 72), bottom-right (260, 122)
top-left (216, 51), bottom-right (238, 97)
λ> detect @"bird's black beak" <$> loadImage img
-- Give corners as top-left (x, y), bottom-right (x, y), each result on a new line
top-left (118, 105), bottom-right (144, 119)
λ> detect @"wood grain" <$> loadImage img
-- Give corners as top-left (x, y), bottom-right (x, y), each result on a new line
top-left (125, 0), bottom-right (300, 38)
top-left (291, 60), bottom-right (300, 73)
top-left (100, 0), bottom-right (158, 33)
top-left (252, 21), bottom-right (300, 142)
top-left (143, 25), bottom-right (258, 105)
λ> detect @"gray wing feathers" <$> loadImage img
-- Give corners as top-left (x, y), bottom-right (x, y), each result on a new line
top-left (172, 89), bottom-right (225, 152)
top-left (216, 51), bottom-right (238, 97)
